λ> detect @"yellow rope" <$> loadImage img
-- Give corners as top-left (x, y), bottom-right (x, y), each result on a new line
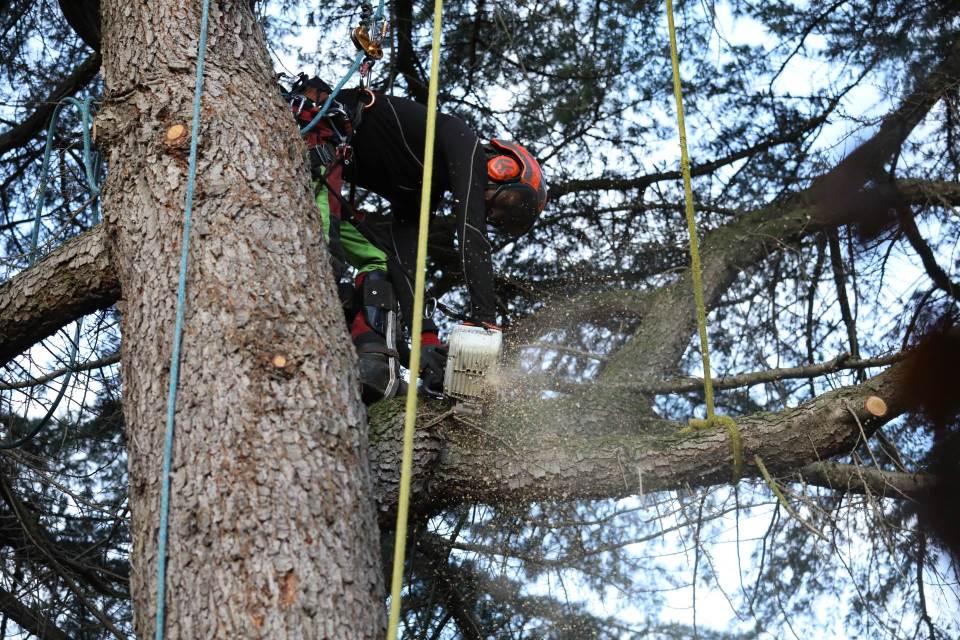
top-left (386, 0), bottom-right (444, 634)
top-left (665, 0), bottom-right (742, 482)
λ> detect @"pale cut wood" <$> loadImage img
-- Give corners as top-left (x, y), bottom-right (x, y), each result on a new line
top-left (165, 123), bottom-right (186, 142)
top-left (865, 395), bottom-right (888, 416)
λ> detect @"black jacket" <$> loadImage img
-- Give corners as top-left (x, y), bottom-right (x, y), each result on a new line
top-left (339, 89), bottom-right (496, 325)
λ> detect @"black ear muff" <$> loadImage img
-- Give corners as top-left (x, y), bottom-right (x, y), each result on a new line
top-left (487, 155), bottom-right (521, 183)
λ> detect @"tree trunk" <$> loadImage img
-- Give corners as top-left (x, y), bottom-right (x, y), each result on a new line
top-left (97, 2), bottom-right (385, 637)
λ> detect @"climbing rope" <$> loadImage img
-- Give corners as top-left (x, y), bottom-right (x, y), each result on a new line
top-left (300, 0), bottom-right (386, 136)
top-left (2, 94), bottom-right (102, 450)
top-left (154, 0), bottom-right (211, 637)
top-left (28, 96), bottom-right (101, 262)
top-left (385, 0), bottom-right (444, 636)
top-left (665, 0), bottom-right (742, 482)
top-left (29, 103), bottom-right (64, 265)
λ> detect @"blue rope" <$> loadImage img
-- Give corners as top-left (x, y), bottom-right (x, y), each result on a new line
top-left (299, 0), bottom-right (386, 136)
top-left (300, 51), bottom-right (365, 135)
top-left (10, 95), bottom-right (101, 451)
top-left (63, 96), bottom-right (101, 222)
top-left (29, 104), bottom-right (64, 265)
top-left (28, 97), bottom-right (101, 262)
top-left (154, 0), bottom-right (212, 637)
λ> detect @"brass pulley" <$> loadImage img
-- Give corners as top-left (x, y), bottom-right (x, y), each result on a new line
top-left (351, 25), bottom-right (384, 60)
top-left (352, 1), bottom-right (389, 61)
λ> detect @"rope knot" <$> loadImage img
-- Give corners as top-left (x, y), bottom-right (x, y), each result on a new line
top-left (681, 414), bottom-right (743, 483)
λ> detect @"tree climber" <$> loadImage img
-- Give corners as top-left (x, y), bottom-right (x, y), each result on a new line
top-left (288, 77), bottom-right (548, 404)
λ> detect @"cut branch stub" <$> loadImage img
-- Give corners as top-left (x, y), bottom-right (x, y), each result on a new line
top-left (164, 124), bottom-right (187, 145)
top-left (865, 395), bottom-right (888, 417)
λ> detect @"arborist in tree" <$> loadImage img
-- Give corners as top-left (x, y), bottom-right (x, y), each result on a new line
top-left (286, 76), bottom-right (548, 404)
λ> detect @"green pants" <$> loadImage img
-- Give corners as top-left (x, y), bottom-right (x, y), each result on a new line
top-left (315, 182), bottom-right (388, 274)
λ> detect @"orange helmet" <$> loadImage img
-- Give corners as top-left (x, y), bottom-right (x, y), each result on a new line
top-left (485, 139), bottom-right (548, 237)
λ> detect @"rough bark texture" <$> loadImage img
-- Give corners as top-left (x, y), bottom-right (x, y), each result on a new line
top-left (367, 357), bottom-right (913, 517)
top-left (0, 226), bottom-right (117, 366)
top-left (2, 11), bottom-right (957, 636)
top-left (97, 2), bottom-right (384, 638)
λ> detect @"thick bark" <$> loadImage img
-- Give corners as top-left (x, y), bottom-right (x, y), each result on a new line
top-left (0, 15), bottom-right (955, 637)
top-left (367, 357), bottom-right (911, 517)
top-left (97, 2), bottom-right (383, 638)
top-left (0, 226), bottom-right (117, 367)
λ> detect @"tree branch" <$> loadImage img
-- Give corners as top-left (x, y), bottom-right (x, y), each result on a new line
top-left (521, 352), bottom-right (903, 395)
top-left (0, 53), bottom-right (101, 157)
top-left (368, 356), bottom-right (914, 516)
top-left (597, 36), bottom-right (960, 388)
top-left (0, 226), bottom-right (119, 366)
top-left (896, 206), bottom-right (960, 301)
top-left (0, 584), bottom-right (72, 640)
top-left (798, 461), bottom-right (938, 500)
top-left (0, 351), bottom-right (119, 391)
top-left (549, 112), bottom-right (829, 199)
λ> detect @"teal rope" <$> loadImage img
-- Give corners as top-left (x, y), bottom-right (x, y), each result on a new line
top-left (28, 97), bottom-right (101, 262)
top-left (11, 95), bottom-right (100, 450)
top-left (63, 96), bottom-right (101, 222)
top-left (155, 0), bottom-right (211, 637)
top-left (299, 0), bottom-right (386, 136)
top-left (300, 51), bottom-right (364, 135)
top-left (29, 103), bottom-right (64, 264)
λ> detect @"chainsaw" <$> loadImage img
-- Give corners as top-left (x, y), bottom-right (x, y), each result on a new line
top-left (441, 323), bottom-right (503, 414)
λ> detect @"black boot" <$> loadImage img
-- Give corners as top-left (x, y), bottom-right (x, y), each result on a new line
top-left (351, 271), bottom-right (404, 404)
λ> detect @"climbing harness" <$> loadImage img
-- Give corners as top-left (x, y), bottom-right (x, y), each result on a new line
top-left (154, 0), bottom-right (211, 637)
top-left (385, 0), bottom-right (444, 637)
top-left (665, 0), bottom-right (742, 483)
top-left (315, 166), bottom-right (492, 330)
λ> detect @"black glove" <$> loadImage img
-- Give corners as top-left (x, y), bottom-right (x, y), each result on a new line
top-left (419, 344), bottom-right (448, 397)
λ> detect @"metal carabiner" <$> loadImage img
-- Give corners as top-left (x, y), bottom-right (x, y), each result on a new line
top-left (360, 88), bottom-right (377, 111)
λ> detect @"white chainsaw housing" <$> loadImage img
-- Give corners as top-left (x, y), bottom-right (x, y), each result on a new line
top-left (443, 324), bottom-right (502, 402)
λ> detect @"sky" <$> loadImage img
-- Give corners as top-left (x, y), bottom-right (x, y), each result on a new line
top-left (2, 0), bottom-right (957, 637)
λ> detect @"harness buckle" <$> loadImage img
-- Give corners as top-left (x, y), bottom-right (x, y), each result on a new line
top-left (336, 143), bottom-right (353, 165)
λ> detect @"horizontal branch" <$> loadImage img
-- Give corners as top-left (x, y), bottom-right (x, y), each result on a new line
top-left (549, 113), bottom-right (828, 199)
top-left (517, 351), bottom-right (902, 395)
top-left (798, 461), bottom-right (938, 500)
top-left (0, 351), bottom-right (120, 391)
top-left (897, 178), bottom-right (960, 207)
top-left (367, 356), bottom-right (914, 517)
top-left (643, 352), bottom-right (902, 394)
top-left (0, 226), bottom-right (119, 366)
